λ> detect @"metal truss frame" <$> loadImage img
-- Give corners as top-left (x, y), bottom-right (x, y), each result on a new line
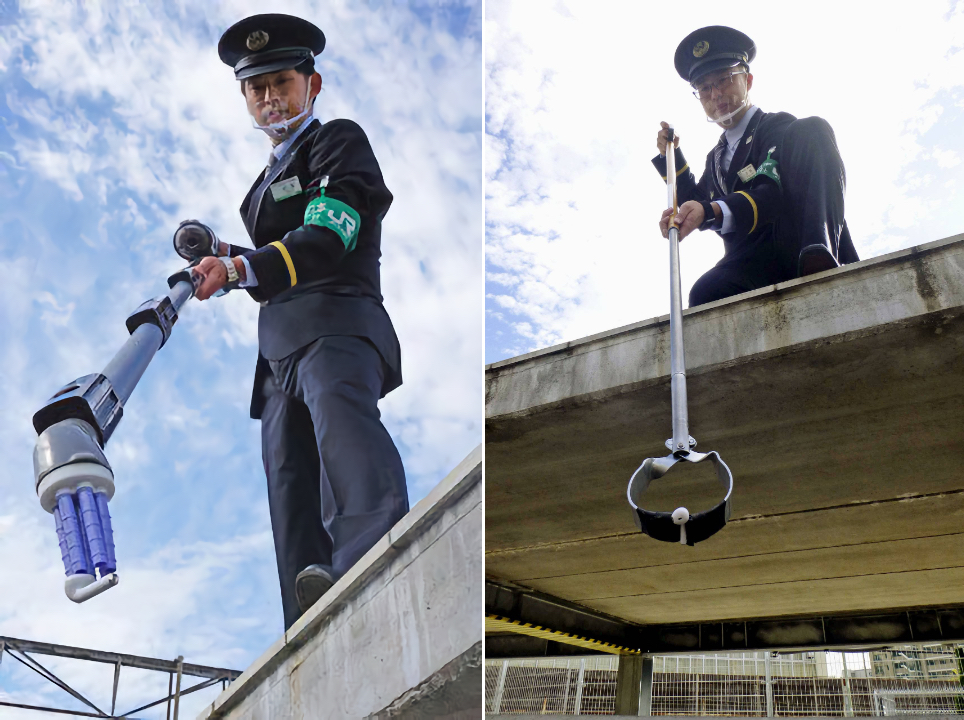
top-left (486, 579), bottom-right (964, 657)
top-left (0, 636), bottom-right (242, 719)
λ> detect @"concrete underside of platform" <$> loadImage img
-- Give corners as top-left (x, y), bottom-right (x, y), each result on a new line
top-left (485, 236), bottom-right (964, 632)
top-left (198, 446), bottom-right (483, 720)
top-left (485, 717), bottom-right (957, 720)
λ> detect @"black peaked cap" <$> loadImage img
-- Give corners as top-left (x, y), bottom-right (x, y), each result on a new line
top-left (218, 14), bottom-right (325, 80)
top-left (674, 26), bottom-right (755, 84)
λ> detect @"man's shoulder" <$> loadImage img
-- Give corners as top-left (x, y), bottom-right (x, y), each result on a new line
top-left (309, 118), bottom-right (371, 144)
top-left (300, 118), bottom-right (377, 162)
top-left (756, 110), bottom-right (797, 133)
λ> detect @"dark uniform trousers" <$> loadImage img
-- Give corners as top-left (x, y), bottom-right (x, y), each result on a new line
top-left (231, 118), bottom-right (409, 630)
top-left (260, 336), bottom-right (408, 630)
top-left (678, 116), bottom-right (859, 307)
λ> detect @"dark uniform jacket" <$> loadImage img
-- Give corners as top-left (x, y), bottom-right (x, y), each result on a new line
top-left (652, 109), bottom-right (796, 270)
top-left (227, 118), bottom-right (402, 419)
top-left (653, 109), bottom-right (860, 282)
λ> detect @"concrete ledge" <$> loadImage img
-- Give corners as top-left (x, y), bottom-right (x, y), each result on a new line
top-left (486, 234), bottom-right (964, 418)
top-left (371, 640), bottom-right (482, 719)
top-left (485, 236), bottom-right (964, 627)
top-left (197, 445), bottom-right (482, 720)
top-left (486, 716), bottom-right (958, 720)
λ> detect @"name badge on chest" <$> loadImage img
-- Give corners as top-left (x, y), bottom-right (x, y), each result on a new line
top-left (737, 164), bottom-right (756, 184)
top-left (269, 176), bottom-right (303, 202)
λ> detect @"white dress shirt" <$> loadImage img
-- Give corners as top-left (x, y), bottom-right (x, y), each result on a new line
top-left (714, 105), bottom-right (760, 234)
top-left (237, 114), bottom-right (319, 288)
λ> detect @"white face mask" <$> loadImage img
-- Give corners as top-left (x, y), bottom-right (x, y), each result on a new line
top-left (250, 81), bottom-right (314, 141)
top-left (692, 68), bottom-right (749, 127)
top-left (705, 96), bottom-right (747, 127)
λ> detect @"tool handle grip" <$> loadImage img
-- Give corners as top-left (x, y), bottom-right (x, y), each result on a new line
top-left (665, 125), bottom-right (677, 214)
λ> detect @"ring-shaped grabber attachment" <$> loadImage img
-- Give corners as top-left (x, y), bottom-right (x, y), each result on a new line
top-left (626, 450), bottom-right (733, 546)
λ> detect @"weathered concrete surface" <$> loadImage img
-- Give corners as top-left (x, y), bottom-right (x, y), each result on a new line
top-left (486, 235), bottom-right (964, 627)
top-left (197, 445), bottom-right (482, 720)
top-left (486, 717), bottom-right (956, 720)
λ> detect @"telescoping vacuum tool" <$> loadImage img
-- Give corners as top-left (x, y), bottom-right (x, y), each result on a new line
top-left (626, 127), bottom-right (734, 546)
top-left (31, 222), bottom-right (220, 603)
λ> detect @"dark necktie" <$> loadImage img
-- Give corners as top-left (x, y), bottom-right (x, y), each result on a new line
top-left (713, 136), bottom-right (727, 195)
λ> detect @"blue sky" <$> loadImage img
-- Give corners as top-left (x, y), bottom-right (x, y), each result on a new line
top-left (0, 0), bottom-right (481, 716)
top-left (486, 0), bottom-right (964, 364)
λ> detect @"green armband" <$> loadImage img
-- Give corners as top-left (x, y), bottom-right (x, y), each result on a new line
top-left (304, 192), bottom-right (361, 252)
top-left (752, 147), bottom-right (781, 189)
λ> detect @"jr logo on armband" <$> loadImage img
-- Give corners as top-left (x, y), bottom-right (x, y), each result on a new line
top-left (304, 194), bottom-right (361, 252)
top-left (751, 147), bottom-right (782, 189)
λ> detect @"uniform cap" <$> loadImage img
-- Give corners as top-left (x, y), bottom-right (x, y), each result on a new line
top-left (218, 14), bottom-right (325, 80)
top-left (674, 26), bottom-right (755, 84)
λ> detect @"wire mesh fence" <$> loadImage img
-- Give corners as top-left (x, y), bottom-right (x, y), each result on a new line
top-left (485, 656), bottom-right (620, 715)
top-left (485, 644), bottom-right (964, 716)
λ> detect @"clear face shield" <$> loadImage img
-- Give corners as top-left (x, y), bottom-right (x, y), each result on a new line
top-left (692, 67), bottom-right (749, 127)
top-left (245, 74), bottom-right (315, 142)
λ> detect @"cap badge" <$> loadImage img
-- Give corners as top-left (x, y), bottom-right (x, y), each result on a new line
top-left (247, 30), bottom-right (269, 51)
top-left (693, 40), bottom-right (709, 58)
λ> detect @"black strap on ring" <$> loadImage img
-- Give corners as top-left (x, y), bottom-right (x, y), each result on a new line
top-left (627, 450), bottom-right (733, 546)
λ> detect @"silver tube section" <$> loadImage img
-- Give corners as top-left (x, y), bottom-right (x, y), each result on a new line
top-left (101, 279), bottom-right (195, 406)
top-left (102, 324), bottom-right (163, 406)
top-left (665, 130), bottom-right (690, 453)
top-left (167, 278), bottom-right (195, 313)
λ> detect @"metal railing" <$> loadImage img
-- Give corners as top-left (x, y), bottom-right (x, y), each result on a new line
top-left (486, 656), bottom-right (620, 715)
top-left (486, 645), bottom-right (964, 716)
top-left (0, 636), bottom-right (241, 718)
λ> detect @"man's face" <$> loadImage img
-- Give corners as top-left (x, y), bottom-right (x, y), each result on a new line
top-left (692, 66), bottom-right (753, 124)
top-left (242, 69), bottom-right (313, 126)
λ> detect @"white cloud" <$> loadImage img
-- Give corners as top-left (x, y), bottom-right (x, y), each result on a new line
top-left (0, 0), bottom-right (481, 710)
top-left (932, 146), bottom-right (961, 168)
top-left (486, 0), bottom-right (964, 361)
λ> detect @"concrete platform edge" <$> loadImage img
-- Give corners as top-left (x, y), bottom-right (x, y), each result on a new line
top-left (485, 232), bottom-right (964, 373)
top-left (196, 443), bottom-right (483, 720)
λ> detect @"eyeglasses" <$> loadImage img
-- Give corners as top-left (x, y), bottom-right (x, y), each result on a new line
top-left (692, 70), bottom-right (746, 100)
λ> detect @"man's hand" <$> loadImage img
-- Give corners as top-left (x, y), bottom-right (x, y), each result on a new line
top-left (193, 256), bottom-right (229, 301)
top-left (660, 200), bottom-right (705, 241)
top-left (657, 121), bottom-right (680, 156)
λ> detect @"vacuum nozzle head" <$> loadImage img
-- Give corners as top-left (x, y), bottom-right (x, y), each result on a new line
top-left (173, 220), bottom-right (220, 261)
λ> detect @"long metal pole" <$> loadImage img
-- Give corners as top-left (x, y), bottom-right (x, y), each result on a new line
top-left (492, 660), bottom-right (508, 714)
top-left (664, 128), bottom-right (690, 454)
top-left (0, 635), bottom-right (238, 680)
top-left (172, 655), bottom-right (184, 720)
top-left (765, 653), bottom-right (774, 717)
top-left (574, 658), bottom-right (586, 715)
top-left (842, 653), bottom-right (854, 717)
top-left (101, 279), bottom-right (194, 405)
top-left (111, 660), bottom-right (121, 717)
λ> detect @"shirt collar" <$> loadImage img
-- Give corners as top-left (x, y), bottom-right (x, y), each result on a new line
top-left (272, 114), bottom-right (318, 161)
top-left (724, 105), bottom-right (759, 148)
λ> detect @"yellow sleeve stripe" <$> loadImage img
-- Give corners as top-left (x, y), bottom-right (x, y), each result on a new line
top-left (269, 241), bottom-right (298, 287)
top-left (660, 163), bottom-right (689, 181)
top-left (736, 190), bottom-right (758, 234)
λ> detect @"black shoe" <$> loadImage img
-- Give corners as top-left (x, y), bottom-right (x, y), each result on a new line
top-left (295, 565), bottom-right (335, 613)
top-left (798, 244), bottom-right (839, 277)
